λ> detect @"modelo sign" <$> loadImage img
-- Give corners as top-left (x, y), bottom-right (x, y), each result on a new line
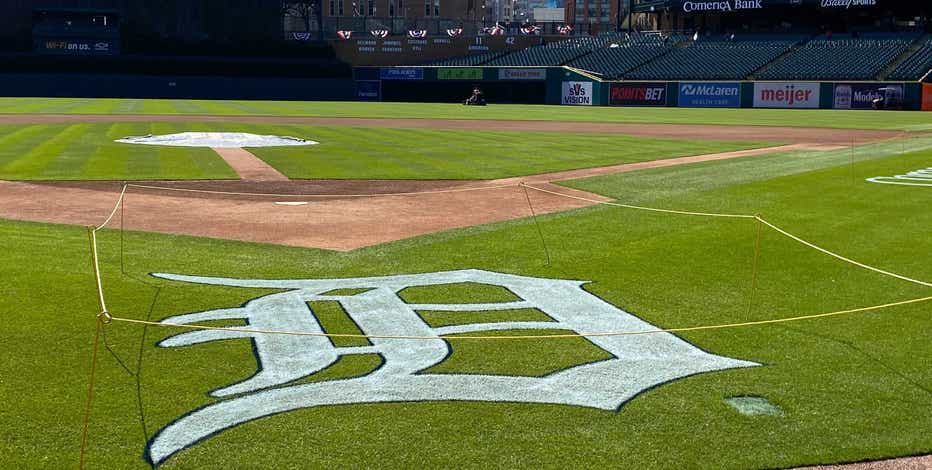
top-left (678, 82), bottom-right (741, 108)
top-left (833, 83), bottom-right (904, 110)
top-left (753, 82), bottom-right (820, 108)
top-left (609, 82), bottom-right (666, 106)
top-left (562, 81), bottom-right (593, 106)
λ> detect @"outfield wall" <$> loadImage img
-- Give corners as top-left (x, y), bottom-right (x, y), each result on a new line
top-left (0, 73), bottom-right (355, 100)
top-left (366, 66), bottom-right (930, 111)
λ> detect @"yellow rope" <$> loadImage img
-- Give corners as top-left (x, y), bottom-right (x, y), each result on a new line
top-left (521, 183), bottom-right (758, 219)
top-left (106, 295), bottom-right (931, 340)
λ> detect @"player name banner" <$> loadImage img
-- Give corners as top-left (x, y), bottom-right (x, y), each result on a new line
top-left (437, 68), bottom-right (484, 80)
top-left (833, 83), bottom-right (904, 110)
top-left (678, 82), bottom-right (741, 108)
top-left (609, 82), bottom-right (667, 106)
top-left (379, 68), bottom-right (424, 80)
top-left (753, 82), bottom-right (820, 108)
top-left (498, 68), bottom-right (547, 80)
top-left (923, 84), bottom-right (932, 112)
top-left (562, 81), bottom-right (593, 105)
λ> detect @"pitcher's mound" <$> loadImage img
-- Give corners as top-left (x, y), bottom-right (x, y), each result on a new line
top-left (115, 132), bottom-right (318, 147)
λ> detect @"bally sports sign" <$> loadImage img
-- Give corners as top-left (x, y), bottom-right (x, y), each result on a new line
top-left (753, 82), bottom-right (820, 108)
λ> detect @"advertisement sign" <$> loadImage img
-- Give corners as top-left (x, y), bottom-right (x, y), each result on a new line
top-left (356, 81), bottom-right (382, 101)
top-left (562, 81), bottom-right (593, 106)
top-left (437, 68), bottom-right (484, 80)
top-left (678, 82), bottom-right (741, 108)
top-left (499, 68), bottom-right (547, 80)
top-left (833, 83), bottom-right (904, 110)
top-left (609, 82), bottom-right (667, 106)
top-left (36, 38), bottom-right (118, 55)
top-left (634, 0), bottom-right (877, 12)
top-left (379, 68), bottom-right (424, 80)
top-left (753, 82), bottom-right (820, 108)
top-left (681, 0), bottom-right (765, 13)
top-left (923, 84), bottom-right (932, 112)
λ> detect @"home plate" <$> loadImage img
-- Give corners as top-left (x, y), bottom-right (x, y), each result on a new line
top-left (275, 202), bottom-right (308, 206)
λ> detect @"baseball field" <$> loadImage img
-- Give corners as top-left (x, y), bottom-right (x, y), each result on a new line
top-left (1, 98), bottom-right (929, 469)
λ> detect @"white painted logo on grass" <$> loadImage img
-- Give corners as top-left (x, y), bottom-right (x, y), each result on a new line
top-left (147, 269), bottom-right (757, 465)
top-left (115, 132), bottom-right (318, 147)
top-left (866, 167), bottom-right (932, 187)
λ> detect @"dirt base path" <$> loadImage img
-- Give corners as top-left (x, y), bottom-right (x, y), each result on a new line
top-left (791, 454), bottom-right (932, 470)
top-left (0, 114), bottom-right (917, 250)
top-left (0, 141), bottom-right (830, 251)
top-left (0, 114), bottom-right (912, 145)
top-left (211, 147), bottom-right (288, 181)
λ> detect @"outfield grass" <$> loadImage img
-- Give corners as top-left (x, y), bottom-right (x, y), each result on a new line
top-left (2, 138), bottom-right (929, 468)
top-left (1, 98), bottom-right (931, 131)
top-left (0, 122), bottom-right (765, 180)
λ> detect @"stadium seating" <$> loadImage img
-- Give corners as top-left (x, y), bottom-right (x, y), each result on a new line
top-left (888, 37), bottom-right (932, 80)
top-left (484, 32), bottom-right (630, 67)
top-left (625, 36), bottom-right (801, 80)
top-left (759, 34), bottom-right (914, 81)
top-left (566, 33), bottom-right (678, 79)
top-left (426, 50), bottom-right (507, 66)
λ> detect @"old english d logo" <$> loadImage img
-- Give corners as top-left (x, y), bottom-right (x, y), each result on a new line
top-left (572, 83), bottom-right (586, 96)
top-left (147, 269), bottom-right (758, 465)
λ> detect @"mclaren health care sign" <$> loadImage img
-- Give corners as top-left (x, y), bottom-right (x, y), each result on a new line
top-left (678, 82), bottom-right (741, 108)
top-left (753, 82), bottom-right (820, 108)
top-left (562, 81), bottom-right (593, 105)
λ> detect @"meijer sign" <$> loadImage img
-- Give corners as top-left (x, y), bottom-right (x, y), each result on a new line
top-left (562, 81), bottom-right (593, 106)
top-left (753, 82), bottom-right (820, 108)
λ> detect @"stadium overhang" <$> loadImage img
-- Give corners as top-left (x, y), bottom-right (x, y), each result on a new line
top-left (633, 0), bottom-right (889, 13)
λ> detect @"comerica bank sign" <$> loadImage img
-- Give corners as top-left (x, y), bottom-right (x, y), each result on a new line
top-left (682, 0), bottom-right (763, 12)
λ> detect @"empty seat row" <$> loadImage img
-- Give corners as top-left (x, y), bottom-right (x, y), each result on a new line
top-left (626, 39), bottom-right (798, 80)
top-left (888, 38), bottom-right (932, 80)
top-left (759, 36), bottom-right (912, 80)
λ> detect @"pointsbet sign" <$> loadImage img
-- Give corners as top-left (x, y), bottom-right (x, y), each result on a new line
top-left (562, 81), bottom-right (593, 106)
top-left (753, 82), bottom-right (820, 108)
top-left (609, 82), bottom-right (667, 106)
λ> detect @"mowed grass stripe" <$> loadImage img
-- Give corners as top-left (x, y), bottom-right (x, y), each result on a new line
top-left (2, 98), bottom-right (931, 131)
top-left (0, 123), bottom-right (91, 176)
top-left (1, 139), bottom-right (929, 468)
top-left (249, 126), bottom-right (768, 180)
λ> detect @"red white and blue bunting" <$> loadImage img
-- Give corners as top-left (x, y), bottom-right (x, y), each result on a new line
top-left (292, 32), bottom-right (311, 41)
top-left (483, 24), bottom-right (505, 36)
top-left (370, 29), bottom-right (389, 38)
top-left (445, 28), bottom-right (463, 38)
top-left (407, 29), bottom-right (428, 38)
top-left (520, 25), bottom-right (541, 35)
top-left (557, 25), bottom-right (573, 35)
top-left (336, 30), bottom-right (353, 39)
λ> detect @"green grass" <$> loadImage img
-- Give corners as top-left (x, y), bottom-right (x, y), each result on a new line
top-left (1, 98), bottom-right (931, 130)
top-left (0, 122), bottom-right (237, 180)
top-left (0, 122), bottom-right (765, 180)
top-left (2, 137), bottom-right (929, 468)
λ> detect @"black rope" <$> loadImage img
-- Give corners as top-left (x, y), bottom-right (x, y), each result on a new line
top-left (521, 184), bottom-right (552, 266)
